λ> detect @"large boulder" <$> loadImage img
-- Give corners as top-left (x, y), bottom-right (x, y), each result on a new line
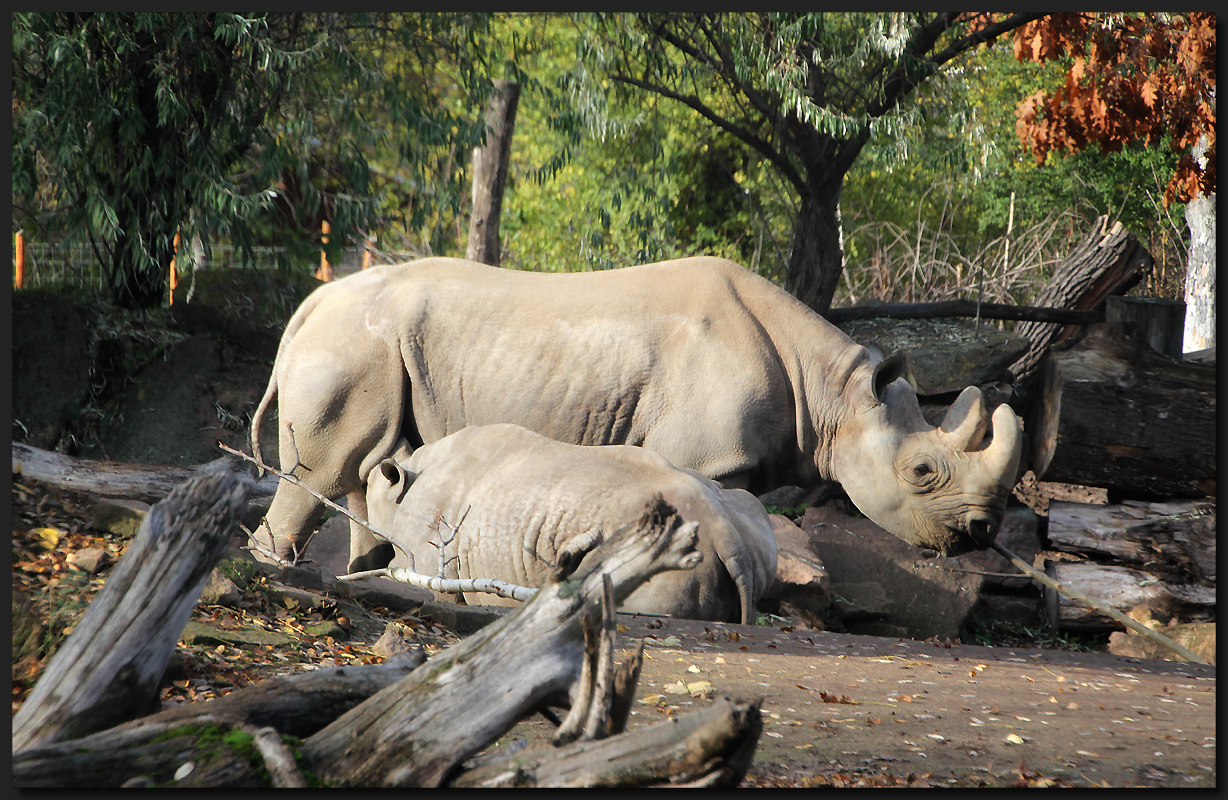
top-left (799, 505), bottom-right (988, 640)
top-left (761, 514), bottom-right (831, 627)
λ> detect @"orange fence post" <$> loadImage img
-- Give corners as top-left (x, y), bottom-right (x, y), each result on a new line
top-left (316, 221), bottom-right (333, 281)
top-left (168, 230), bottom-right (181, 305)
top-left (15, 232), bottom-right (24, 289)
top-left (363, 233), bottom-right (372, 270)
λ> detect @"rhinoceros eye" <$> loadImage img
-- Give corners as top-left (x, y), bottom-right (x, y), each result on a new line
top-left (904, 458), bottom-right (939, 487)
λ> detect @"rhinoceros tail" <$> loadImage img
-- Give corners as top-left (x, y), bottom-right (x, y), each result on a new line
top-left (250, 285), bottom-right (330, 478)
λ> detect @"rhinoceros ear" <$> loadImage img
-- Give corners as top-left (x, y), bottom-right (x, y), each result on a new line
top-left (373, 458), bottom-right (413, 504)
top-left (871, 352), bottom-right (908, 403)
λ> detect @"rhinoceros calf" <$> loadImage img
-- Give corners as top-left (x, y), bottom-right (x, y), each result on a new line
top-left (363, 424), bottom-right (778, 624)
top-left (251, 256), bottom-right (1022, 571)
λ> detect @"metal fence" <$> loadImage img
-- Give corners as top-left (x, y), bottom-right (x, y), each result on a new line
top-left (14, 241), bottom-right (389, 289)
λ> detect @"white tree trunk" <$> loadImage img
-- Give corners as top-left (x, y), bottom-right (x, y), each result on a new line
top-left (1182, 191), bottom-right (1215, 353)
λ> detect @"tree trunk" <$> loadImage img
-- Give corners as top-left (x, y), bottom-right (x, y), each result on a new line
top-left (784, 189), bottom-right (845, 314)
top-left (1047, 499), bottom-right (1216, 583)
top-left (1010, 215), bottom-right (1153, 388)
top-left (465, 79), bottom-right (520, 267)
top-left (1105, 295), bottom-right (1186, 359)
top-left (1182, 191), bottom-right (1215, 353)
top-left (300, 499), bottom-right (709, 786)
top-left (11, 467), bottom-right (252, 752)
top-left (1044, 562), bottom-right (1216, 631)
top-left (11, 441), bottom-right (278, 502)
top-left (1039, 323), bottom-right (1216, 499)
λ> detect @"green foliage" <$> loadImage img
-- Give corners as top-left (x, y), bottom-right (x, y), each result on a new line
top-left (962, 617), bottom-right (1109, 653)
top-left (12, 12), bottom-right (495, 307)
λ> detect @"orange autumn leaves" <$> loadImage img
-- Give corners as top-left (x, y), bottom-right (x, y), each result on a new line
top-left (1010, 12), bottom-right (1216, 207)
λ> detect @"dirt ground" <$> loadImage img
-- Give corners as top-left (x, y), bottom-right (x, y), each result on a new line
top-left (452, 607), bottom-right (1216, 788)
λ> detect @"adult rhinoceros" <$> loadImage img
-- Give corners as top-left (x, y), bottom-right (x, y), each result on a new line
top-left (364, 423), bottom-right (778, 624)
top-left (250, 256), bottom-right (1022, 571)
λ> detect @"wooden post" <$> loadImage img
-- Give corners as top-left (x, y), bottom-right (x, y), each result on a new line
top-left (316, 221), bottom-right (333, 282)
top-left (15, 231), bottom-right (24, 289)
top-left (363, 234), bottom-right (373, 270)
top-left (168, 230), bottom-right (181, 306)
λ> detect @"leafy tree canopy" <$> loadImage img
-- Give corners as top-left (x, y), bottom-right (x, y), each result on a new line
top-left (12, 12), bottom-right (494, 308)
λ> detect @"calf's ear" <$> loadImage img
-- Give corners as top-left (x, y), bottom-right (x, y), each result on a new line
top-left (372, 458), bottom-right (413, 504)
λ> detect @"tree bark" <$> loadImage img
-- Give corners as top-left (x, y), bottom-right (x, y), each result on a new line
top-left (1040, 323), bottom-right (1216, 499)
top-left (452, 695), bottom-right (763, 788)
top-left (12, 441), bottom-right (278, 502)
top-left (466, 79), bottom-right (520, 267)
top-left (1044, 562), bottom-right (1216, 631)
top-left (1010, 215), bottom-right (1153, 389)
top-left (1182, 191), bottom-right (1215, 353)
top-left (1047, 499), bottom-right (1216, 583)
top-left (12, 467), bottom-right (252, 753)
top-left (300, 498), bottom-right (708, 787)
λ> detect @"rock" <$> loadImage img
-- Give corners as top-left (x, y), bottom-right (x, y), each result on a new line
top-left (199, 570), bottom-right (242, 607)
top-left (372, 622), bottom-right (415, 659)
top-left (838, 317), bottom-right (1029, 397)
top-left (91, 499), bottom-right (147, 539)
top-left (180, 620), bottom-right (298, 649)
top-left (967, 593), bottom-right (1043, 627)
top-left (416, 601), bottom-right (507, 636)
top-left (65, 547), bottom-right (110, 575)
top-left (214, 549), bottom-right (260, 591)
top-left (762, 514), bottom-right (831, 625)
top-left (757, 485), bottom-right (809, 510)
top-left (956, 502), bottom-right (1043, 592)
top-left (800, 505), bottom-right (986, 640)
top-left (1108, 622), bottom-right (1216, 665)
top-left (329, 576), bottom-right (433, 613)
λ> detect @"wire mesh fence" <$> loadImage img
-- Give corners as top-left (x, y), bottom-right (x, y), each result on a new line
top-left (13, 240), bottom-right (420, 290)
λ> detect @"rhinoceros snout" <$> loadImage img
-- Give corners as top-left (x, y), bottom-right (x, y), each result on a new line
top-left (965, 511), bottom-right (998, 550)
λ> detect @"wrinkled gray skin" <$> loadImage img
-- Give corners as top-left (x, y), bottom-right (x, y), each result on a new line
top-left (364, 424), bottom-right (778, 624)
top-left (250, 257), bottom-right (1022, 572)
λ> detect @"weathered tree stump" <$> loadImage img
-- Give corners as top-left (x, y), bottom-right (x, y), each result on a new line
top-left (1038, 323), bottom-right (1216, 499)
top-left (12, 466), bottom-right (252, 753)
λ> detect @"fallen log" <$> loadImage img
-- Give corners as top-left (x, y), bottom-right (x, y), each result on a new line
top-left (13, 653), bottom-right (425, 788)
top-left (1043, 562), bottom-right (1216, 632)
top-left (14, 496), bottom-right (765, 788)
top-left (452, 694), bottom-right (763, 788)
top-left (11, 441), bottom-right (278, 503)
top-left (12, 466), bottom-right (252, 753)
top-left (825, 299), bottom-right (1104, 325)
top-left (1047, 499), bottom-right (1216, 582)
top-left (1039, 323), bottom-right (1216, 499)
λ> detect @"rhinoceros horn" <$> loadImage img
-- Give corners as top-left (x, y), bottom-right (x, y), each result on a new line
top-left (937, 386), bottom-right (991, 451)
top-left (983, 402), bottom-right (1024, 490)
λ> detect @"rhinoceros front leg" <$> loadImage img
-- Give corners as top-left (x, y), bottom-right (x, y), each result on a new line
top-left (346, 490), bottom-right (394, 574)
